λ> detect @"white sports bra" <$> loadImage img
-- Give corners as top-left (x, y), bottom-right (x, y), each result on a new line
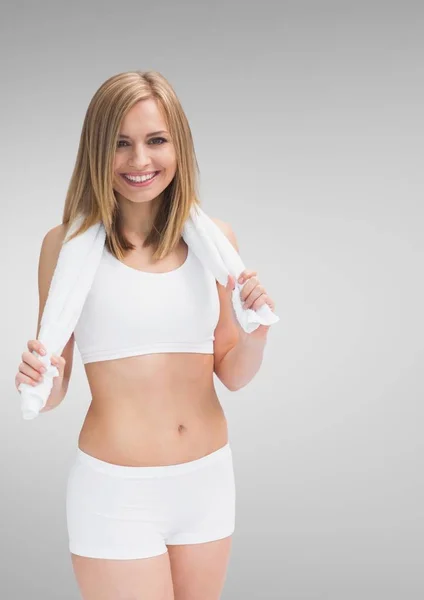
top-left (73, 243), bottom-right (221, 364)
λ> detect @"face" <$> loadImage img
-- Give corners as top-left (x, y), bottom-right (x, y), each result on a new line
top-left (112, 98), bottom-right (177, 204)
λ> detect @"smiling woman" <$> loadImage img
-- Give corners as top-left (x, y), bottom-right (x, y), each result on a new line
top-left (16, 69), bottom-right (274, 600)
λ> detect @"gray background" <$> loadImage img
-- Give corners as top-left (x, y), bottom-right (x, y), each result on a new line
top-left (2, 1), bottom-right (423, 598)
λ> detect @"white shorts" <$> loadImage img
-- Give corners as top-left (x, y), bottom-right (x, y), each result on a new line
top-left (66, 442), bottom-right (236, 560)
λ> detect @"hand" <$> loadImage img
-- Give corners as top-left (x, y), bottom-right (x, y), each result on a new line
top-left (237, 270), bottom-right (276, 313)
top-left (15, 339), bottom-right (66, 393)
top-left (227, 270), bottom-right (276, 337)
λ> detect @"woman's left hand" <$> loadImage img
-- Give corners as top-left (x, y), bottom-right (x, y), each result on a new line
top-left (228, 269), bottom-right (276, 336)
top-left (238, 270), bottom-right (275, 312)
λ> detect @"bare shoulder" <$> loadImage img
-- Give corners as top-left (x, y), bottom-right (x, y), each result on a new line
top-left (210, 217), bottom-right (239, 252)
top-left (40, 223), bottom-right (68, 256)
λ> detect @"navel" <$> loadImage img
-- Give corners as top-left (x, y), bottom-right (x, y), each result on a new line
top-left (177, 424), bottom-right (186, 434)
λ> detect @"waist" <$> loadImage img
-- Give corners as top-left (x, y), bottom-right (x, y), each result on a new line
top-left (78, 386), bottom-right (228, 466)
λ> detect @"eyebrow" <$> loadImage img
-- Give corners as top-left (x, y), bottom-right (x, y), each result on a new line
top-left (118, 130), bottom-right (168, 139)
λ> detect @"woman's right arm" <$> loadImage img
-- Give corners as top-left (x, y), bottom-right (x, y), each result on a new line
top-left (37, 225), bottom-right (75, 412)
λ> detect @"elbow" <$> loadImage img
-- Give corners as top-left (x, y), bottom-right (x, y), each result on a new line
top-left (219, 372), bottom-right (256, 392)
top-left (228, 380), bottom-right (248, 392)
top-left (218, 376), bottom-right (243, 392)
top-left (214, 352), bottom-right (248, 392)
top-left (226, 382), bottom-right (240, 392)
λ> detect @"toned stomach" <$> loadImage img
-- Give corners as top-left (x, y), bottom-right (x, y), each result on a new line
top-left (78, 352), bottom-right (228, 467)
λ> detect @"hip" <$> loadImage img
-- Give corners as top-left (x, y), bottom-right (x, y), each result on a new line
top-left (66, 441), bottom-right (236, 558)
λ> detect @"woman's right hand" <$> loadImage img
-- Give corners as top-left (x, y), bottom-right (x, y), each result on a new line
top-left (15, 339), bottom-right (64, 391)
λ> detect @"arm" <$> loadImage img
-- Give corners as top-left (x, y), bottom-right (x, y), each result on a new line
top-left (37, 225), bottom-right (75, 412)
top-left (211, 218), bottom-right (270, 391)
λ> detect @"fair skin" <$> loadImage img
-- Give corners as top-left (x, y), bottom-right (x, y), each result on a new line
top-left (17, 97), bottom-right (275, 599)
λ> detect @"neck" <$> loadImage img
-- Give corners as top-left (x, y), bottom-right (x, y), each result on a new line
top-left (116, 192), bottom-right (164, 238)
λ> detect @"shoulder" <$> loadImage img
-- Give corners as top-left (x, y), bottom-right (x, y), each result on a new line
top-left (38, 224), bottom-right (68, 293)
top-left (210, 217), bottom-right (239, 252)
top-left (41, 223), bottom-right (68, 252)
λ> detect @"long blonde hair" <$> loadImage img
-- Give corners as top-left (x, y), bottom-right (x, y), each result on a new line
top-left (62, 71), bottom-right (201, 260)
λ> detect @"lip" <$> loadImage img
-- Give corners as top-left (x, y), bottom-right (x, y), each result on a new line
top-left (120, 171), bottom-right (160, 187)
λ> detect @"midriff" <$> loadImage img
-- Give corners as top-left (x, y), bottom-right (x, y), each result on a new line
top-left (77, 352), bottom-right (228, 467)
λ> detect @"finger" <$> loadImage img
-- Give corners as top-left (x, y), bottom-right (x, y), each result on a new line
top-left (240, 278), bottom-right (262, 303)
top-left (27, 340), bottom-right (47, 356)
top-left (22, 351), bottom-right (47, 374)
top-left (19, 361), bottom-right (44, 382)
top-left (251, 294), bottom-right (268, 310)
top-left (243, 288), bottom-right (266, 309)
top-left (51, 355), bottom-right (66, 374)
top-left (16, 372), bottom-right (41, 388)
top-left (238, 270), bottom-right (257, 284)
top-left (255, 295), bottom-right (275, 311)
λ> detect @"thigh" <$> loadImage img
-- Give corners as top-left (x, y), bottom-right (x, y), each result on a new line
top-left (71, 551), bottom-right (175, 600)
top-left (167, 536), bottom-right (233, 600)
top-left (165, 444), bottom-right (236, 599)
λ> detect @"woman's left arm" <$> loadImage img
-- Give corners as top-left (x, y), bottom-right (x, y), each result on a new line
top-left (211, 218), bottom-right (276, 392)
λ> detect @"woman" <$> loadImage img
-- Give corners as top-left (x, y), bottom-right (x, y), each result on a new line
top-left (15, 71), bottom-right (276, 600)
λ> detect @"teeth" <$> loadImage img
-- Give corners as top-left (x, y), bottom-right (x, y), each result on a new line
top-left (124, 172), bottom-right (156, 183)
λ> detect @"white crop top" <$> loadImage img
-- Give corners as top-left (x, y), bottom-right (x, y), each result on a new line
top-left (73, 244), bottom-right (221, 364)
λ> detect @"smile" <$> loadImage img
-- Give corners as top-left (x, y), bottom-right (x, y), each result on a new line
top-left (121, 172), bottom-right (159, 187)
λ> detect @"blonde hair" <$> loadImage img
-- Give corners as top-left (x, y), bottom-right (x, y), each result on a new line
top-left (62, 70), bottom-right (200, 260)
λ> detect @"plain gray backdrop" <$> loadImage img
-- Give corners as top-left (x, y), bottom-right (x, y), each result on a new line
top-left (2, 1), bottom-right (423, 598)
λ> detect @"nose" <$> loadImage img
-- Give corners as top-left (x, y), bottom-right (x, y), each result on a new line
top-left (128, 143), bottom-right (153, 169)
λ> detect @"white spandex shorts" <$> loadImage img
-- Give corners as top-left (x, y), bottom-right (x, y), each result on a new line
top-left (66, 442), bottom-right (236, 560)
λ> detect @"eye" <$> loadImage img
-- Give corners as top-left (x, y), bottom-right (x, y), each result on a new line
top-left (116, 137), bottom-right (167, 148)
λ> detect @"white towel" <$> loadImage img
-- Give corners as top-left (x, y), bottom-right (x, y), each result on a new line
top-left (18, 205), bottom-right (279, 420)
